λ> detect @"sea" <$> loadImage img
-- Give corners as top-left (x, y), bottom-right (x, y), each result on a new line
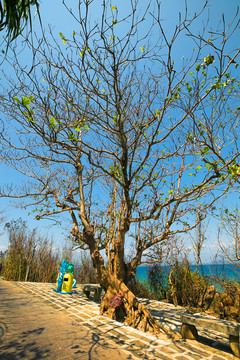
top-left (135, 264), bottom-right (240, 283)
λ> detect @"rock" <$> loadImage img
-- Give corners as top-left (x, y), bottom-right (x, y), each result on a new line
top-left (234, 294), bottom-right (240, 308)
top-left (203, 286), bottom-right (216, 310)
top-left (229, 335), bottom-right (240, 358)
top-left (226, 306), bottom-right (239, 320)
top-left (181, 324), bottom-right (198, 340)
top-left (220, 293), bottom-right (233, 307)
top-left (209, 292), bottom-right (222, 314)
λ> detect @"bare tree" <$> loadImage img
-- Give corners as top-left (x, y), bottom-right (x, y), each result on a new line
top-left (4, 218), bottom-right (35, 281)
top-left (3, 218), bottom-right (60, 282)
top-left (0, 0), bottom-right (240, 334)
top-left (0, 209), bottom-right (5, 236)
top-left (217, 208), bottom-right (240, 267)
top-left (190, 216), bottom-right (209, 273)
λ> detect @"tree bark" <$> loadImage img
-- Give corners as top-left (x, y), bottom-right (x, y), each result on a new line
top-left (98, 274), bottom-right (174, 337)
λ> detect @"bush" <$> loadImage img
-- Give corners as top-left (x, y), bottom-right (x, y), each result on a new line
top-left (148, 264), bottom-right (169, 300)
top-left (128, 277), bottom-right (152, 299)
top-left (30, 238), bottom-right (60, 283)
top-left (75, 252), bottom-right (97, 284)
top-left (132, 257), bottom-right (210, 308)
top-left (168, 256), bottom-right (209, 308)
top-left (3, 219), bottom-right (60, 282)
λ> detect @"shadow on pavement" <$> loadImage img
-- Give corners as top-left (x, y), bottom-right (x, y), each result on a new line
top-left (70, 327), bottom-right (134, 360)
top-left (0, 326), bottom-right (49, 360)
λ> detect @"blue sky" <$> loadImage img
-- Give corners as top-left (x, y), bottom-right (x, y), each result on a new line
top-left (0, 0), bottom-right (239, 262)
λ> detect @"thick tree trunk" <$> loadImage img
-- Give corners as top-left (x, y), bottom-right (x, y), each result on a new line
top-left (88, 230), bottom-right (178, 339)
top-left (99, 276), bottom-right (174, 337)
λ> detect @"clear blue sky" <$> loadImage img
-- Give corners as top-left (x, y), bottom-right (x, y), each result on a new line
top-left (0, 0), bottom-right (239, 262)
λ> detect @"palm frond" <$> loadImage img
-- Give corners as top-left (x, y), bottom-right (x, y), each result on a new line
top-left (0, 0), bottom-right (40, 42)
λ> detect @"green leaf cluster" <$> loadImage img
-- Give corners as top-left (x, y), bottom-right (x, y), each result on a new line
top-left (14, 95), bottom-right (34, 106)
top-left (110, 165), bottom-right (122, 178)
top-left (14, 95), bottom-right (35, 123)
top-left (59, 32), bottom-right (67, 45)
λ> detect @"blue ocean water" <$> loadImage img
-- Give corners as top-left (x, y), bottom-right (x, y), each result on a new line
top-left (136, 264), bottom-right (239, 283)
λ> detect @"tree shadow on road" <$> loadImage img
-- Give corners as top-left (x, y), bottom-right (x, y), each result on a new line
top-left (71, 327), bottom-right (142, 360)
top-left (70, 326), bottom-right (134, 360)
top-left (0, 321), bottom-right (8, 340)
top-left (0, 326), bottom-right (50, 360)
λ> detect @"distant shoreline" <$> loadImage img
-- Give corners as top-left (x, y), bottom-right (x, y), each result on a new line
top-left (136, 263), bottom-right (239, 282)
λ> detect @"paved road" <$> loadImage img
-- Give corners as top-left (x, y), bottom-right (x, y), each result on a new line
top-left (0, 279), bottom-right (236, 360)
top-left (0, 279), bottom-right (136, 360)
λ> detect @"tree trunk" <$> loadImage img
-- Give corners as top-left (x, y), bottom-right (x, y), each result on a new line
top-left (99, 276), bottom-right (174, 338)
top-left (89, 232), bottom-right (177, 338)
top-left (25, 264), bottom-right (30, 282)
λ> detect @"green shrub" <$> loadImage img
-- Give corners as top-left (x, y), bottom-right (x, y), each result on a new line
top-left (147, 264), bottom-right (170, 300)
top-left (128, 277), bottom-right (152, 299)
top-left (132, 257), bottom-right (210, 307)
top-left (167, 257), bottom-right (209, 307)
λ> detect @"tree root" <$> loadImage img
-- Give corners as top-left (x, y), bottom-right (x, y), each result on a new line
top-left (99, 284), bottom-right (179, 339)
